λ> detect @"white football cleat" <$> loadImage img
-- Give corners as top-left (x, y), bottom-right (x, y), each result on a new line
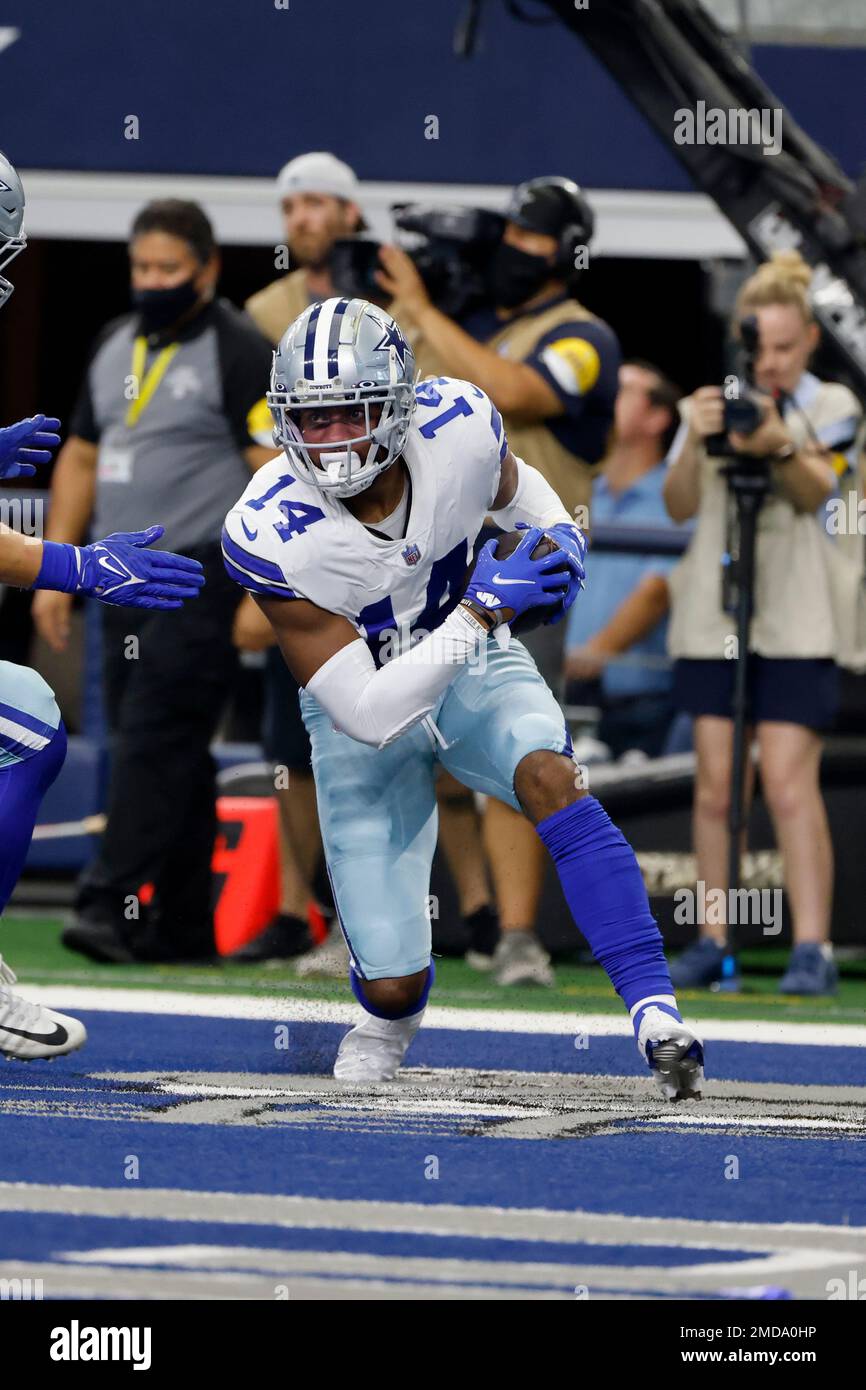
top-left (333, 1007), bottom-right (425, 1082)
top-left (636, 1005), bottom-right (704, 1102)
top-left (0, 956), bottom-right (87, 1061)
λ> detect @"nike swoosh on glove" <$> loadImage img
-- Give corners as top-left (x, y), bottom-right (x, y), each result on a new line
top-left (0, 415), bottom-right (62, 479)
top-left (537, 521), bottom-right (587, 626)
top-left (34, 526), bottom-right (206, 609)
top-left (78, 526), bottom-right (206, 608)
top-left (463, 524), bottom-right (570, 627)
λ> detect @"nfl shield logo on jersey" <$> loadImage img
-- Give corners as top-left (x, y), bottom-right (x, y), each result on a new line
top-left (401, 543), bottom-right (421, 566)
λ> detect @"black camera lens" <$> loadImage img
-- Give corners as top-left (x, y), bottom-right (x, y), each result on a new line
top-left (723, 395), bottom-right (763, 435)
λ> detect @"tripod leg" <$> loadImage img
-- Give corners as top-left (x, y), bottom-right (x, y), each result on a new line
top-left (721, 493), bottom-right (761, 988)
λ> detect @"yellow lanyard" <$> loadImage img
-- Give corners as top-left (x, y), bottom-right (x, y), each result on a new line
top-left (125, 336), bottom-right (180, 428)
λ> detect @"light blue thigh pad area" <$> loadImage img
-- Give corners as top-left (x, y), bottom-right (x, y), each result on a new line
top-left (434, 636), bottom-right (572, 810)
top-left (299, 689), bottom-right (439, 980)
top-left (299, 636), bottom-right (570, 980)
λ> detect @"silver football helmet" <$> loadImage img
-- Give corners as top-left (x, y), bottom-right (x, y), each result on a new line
top-left (0, 151), bottom-right (26, 310)
top-left (268, 297), bottom-right (416, 498)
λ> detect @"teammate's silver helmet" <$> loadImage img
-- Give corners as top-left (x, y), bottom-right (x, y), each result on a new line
top-left (268, 297), bottom-right (416, 498)
top-left (0, 151), bottom-right (26, 310)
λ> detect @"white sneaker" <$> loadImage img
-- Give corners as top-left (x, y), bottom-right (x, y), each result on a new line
top-left (465, 949), bottom-right (495, 973)
top-left (636, 1004), bottom-right (704, 1102)
top-left (493, 931), bottom-right (554, 987)
top-left (293, 924), bottom-right (350, 979)
top-left (0, 956), bottom-right (87, 1061)
top-left (333, 1007), bottom-right (425, 1082)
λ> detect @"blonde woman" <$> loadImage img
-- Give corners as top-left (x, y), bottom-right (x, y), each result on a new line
top-left (663, 250), bottom-right (861, 995)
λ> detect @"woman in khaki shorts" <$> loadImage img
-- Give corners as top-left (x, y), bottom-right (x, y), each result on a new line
top-left (663, 251), bottom-right (862, 996)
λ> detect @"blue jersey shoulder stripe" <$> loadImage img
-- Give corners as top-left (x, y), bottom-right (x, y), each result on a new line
top-left (222, 526), bottom-right (291, 586)
top-left (222, 550), bottom-right (297, 600)
top-left (489, 399), bottom-right (508, 459)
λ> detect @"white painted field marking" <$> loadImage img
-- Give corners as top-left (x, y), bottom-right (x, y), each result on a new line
top-left (1, 1181), bottom-right (865, 1247)
top-left (642, 1113), bottom-right (866, 1131)
top-left (12, 984), bottom-right (866, 1048)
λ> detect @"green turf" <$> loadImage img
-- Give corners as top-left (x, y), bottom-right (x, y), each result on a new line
top-left (4, 912), bottom-right (866, 1027)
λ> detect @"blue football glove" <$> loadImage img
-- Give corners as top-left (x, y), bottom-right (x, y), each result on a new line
top-left (0, 415), bottom-right (62, 479)
top-left (35, 526), bottom-right (205, 609)
top-left (463, 524), bottom-right (571, 628)
top-left (542, 521), bottom-right (587, 625)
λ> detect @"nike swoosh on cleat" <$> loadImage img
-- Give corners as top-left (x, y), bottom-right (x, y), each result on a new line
top-left (0, 1022), bottom-right (69, 1046)
top-left (490, 573), bottom-right (535, 586)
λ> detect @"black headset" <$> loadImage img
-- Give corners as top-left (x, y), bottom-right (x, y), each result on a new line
top-left (506, 177), bottom-right (595, 279)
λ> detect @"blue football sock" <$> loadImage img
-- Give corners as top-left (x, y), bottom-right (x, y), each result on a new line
top-left (350, 960), bottom-right (435, 1020)
top-left (535, 796), bottom-right (680, 1030)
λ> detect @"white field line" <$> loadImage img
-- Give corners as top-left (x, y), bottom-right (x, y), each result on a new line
top-left (11, 982), bottom-right (866, 1048)
top-left (641, 1114), bottom-right (866, 1130)
top-left (1, 1181), bottom-right (865, 1247)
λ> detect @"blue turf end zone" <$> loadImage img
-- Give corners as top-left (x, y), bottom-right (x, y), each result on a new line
top-left (25, 1008), bottom-right (866, 1087)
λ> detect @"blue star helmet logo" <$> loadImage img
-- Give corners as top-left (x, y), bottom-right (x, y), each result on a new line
top-left (374, 320), bottom-right (410, 369)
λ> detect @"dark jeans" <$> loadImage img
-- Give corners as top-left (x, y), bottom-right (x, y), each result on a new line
top-left (76, 545), bottom-right (241, 953)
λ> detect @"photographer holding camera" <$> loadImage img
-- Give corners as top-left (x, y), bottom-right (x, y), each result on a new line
top-left (664, 250), bottom-right (862, 996)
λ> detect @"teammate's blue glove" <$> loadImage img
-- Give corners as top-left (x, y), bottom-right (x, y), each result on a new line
top-left (33, 525), bottom-right (205, 609)
top-left (543, 521), bottom-right (587, 625)
top-left (0, 415), bottom-right (62, 479)
top-left (462, 524), bottom-right (571, 628)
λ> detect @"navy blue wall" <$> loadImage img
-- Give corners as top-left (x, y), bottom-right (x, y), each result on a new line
top-left (2, 1), bottom-right (864, 189)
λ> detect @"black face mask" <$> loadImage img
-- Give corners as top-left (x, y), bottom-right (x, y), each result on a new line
top-left (489, 243), bottom-right (554, 309)
top-left (132, 277), bottom-right (200, 333)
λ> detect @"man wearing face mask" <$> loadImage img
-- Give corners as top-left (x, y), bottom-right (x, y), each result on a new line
top-left (33, 200), bottom-right (274, 963)
top-left (379, 177), bottom-right (621, 533)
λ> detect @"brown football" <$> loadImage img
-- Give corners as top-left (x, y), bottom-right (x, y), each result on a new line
top-left (464, 530), bottom-right (566, 634)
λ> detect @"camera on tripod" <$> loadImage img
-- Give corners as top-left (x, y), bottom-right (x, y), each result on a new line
top-left (705, 315), bottom-right (766, 459)
top-left (328, 203), bottom-right (505, 318)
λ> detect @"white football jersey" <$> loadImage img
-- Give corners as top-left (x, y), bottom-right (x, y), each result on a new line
top-left (222, 376), bottom-right (507, 665)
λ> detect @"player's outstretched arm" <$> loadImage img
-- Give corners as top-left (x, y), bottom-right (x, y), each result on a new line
top-left (258, 530), bottom-right (570, 750)
top-left (1, 525), bottom-right (205, 608)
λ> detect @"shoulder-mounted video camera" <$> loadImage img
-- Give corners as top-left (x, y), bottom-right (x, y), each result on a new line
top-left (328, 203), bottom-right (505, 319)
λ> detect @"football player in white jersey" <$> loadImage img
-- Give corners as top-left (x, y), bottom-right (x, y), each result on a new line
top-left (0, 150), bottom-right (205, 1061)
top-left (223, 296), bottom-right (704, 1100)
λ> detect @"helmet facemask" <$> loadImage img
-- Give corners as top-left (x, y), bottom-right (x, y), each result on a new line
top-left (0, 233), bottom-right (26, 309)
top-left (268, 380), bottom-right (414, 499)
